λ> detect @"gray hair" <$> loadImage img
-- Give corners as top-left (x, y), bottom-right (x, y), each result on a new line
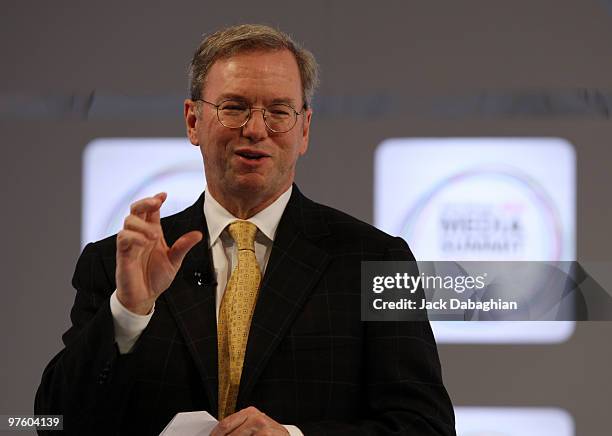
top-left (188, 24), bottom-right (319, 108)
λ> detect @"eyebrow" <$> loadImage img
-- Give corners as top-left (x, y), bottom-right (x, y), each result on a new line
top-left (269, 97), bottom-right (299, 106)
top-left (215, 93), bottom-right (248, 102)
top-left (215, 93), bottom-right (299, 107)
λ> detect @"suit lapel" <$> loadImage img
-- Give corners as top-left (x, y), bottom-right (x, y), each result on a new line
top-left (161, 193), bottom-right (220, 416)
top-left (237, 186), bottom-right (331, 408)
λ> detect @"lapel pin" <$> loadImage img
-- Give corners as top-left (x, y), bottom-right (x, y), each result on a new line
top-left (194, 271), bottom-right (203, 286)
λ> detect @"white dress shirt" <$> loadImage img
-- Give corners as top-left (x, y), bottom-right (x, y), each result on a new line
top-left (109, 187), bottom-right (303, 435)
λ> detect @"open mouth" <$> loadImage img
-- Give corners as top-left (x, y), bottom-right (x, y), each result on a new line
top-left (235, 150), bottom-right (269, 161)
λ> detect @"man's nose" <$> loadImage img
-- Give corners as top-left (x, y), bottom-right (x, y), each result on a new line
top-left (241, 108), bottom-right (268, 141)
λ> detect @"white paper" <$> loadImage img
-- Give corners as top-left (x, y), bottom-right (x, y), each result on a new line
top-left (159, 411), bottom-right (218, 436)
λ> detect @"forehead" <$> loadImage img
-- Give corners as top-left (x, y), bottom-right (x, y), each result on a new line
top-left (203, 49), bottom-right (302, 104)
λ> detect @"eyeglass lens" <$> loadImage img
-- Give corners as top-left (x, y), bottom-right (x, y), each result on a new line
top-left (217, 100), bottom-right (297, 132)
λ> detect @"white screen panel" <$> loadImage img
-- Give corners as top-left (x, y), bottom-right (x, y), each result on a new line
top-left (83, 138), bottom-right (204, 246)
top-left (374, 137), bottom-right (576, 343)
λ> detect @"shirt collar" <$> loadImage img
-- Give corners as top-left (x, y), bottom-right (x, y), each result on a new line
top-left (204, 186), bottom-right (293, 246)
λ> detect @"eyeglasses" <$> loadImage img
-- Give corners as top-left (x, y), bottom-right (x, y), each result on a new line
top-left (195, 99), bottom-right (305, 133)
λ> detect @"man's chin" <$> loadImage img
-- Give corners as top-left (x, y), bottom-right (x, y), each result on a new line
top-left (229, 175), bottom-right (268, 195)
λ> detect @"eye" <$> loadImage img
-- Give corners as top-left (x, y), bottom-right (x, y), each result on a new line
top-left (268, 104), bottom-right (292, 117)
top-left (220, 101), bottom-right (248, 113)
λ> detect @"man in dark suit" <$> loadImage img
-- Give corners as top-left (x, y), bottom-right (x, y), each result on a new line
top-left (36, 24), bottom-right (456, 435)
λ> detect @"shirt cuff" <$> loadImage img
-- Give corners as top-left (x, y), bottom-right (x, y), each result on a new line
top-left (283, 425), bottom-right (304, 436)
top-left (110, 290), bottom-right (154, 354)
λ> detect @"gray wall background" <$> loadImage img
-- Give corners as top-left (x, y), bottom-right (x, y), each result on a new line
top-left (2, 1), bottom-right (612, 434)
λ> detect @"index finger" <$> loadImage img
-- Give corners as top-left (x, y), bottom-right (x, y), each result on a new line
top-left (148, 192), bottom-right (167, 223)
top-left (129, 193), bottom-right (166, 217)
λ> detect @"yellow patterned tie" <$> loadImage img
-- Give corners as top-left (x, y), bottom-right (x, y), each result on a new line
top-left (217, 220), bottom-right (261, 419)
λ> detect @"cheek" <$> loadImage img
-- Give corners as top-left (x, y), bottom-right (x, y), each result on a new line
top-left (199, 143), bottom-right (225, 176)
top-left (199, 130), bottom-right (234, 161)
top-left (274, 146), bottom-right (302, 175)
top-left (202, 147), bottom-right (228, 172)
top-left (288, 138), bottom-right (306, 160)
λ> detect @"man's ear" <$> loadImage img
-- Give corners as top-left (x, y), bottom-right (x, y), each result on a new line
top-left (184, 99), bottom-right (199, 146)
top-left (299, 108), bottom-right (312, 155)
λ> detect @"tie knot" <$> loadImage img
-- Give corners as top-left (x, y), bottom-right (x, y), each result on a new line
top-left (228, 220), bottom-right (258, 251)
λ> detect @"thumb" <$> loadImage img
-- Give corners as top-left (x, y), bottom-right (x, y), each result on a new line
top-left (168, 230), bottom-right (203, 268)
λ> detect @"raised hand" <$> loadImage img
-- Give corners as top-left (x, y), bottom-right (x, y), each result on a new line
top-left (115, 193), bottom-right (203, 315)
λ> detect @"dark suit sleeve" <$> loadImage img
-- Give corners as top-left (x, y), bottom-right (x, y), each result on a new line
top-left (35, 242), bottom-right (135, 435)
top-left (298, 237), bottom-right (456, 436)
